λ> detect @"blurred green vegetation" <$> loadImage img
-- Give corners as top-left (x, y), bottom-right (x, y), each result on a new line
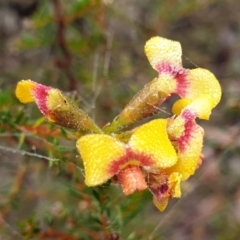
top-left (1, 0), bottom-right (240, 239)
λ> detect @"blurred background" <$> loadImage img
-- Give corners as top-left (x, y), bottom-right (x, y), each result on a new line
top-left (0, 0), bottom-right (240, 239)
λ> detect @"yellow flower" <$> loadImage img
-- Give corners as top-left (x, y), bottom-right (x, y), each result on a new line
top-left (113, 36), bottom-right (222, 130)
top-left (145, 36), bottom-right (222, 120)
top-left (15, 36), bottom-right (222, 212)
top-left (167, 99), bottom-right (207, 181)
top-left (148, 103), bottom-right (206, 210)
top-left (166, 114), bottom-right (204, 181)
top-left (77, 119), bottom-right (182, 211)
top-left (16, 79), bottom-right (54, 116)
top-left (15, 80), bottom-right (101, 132)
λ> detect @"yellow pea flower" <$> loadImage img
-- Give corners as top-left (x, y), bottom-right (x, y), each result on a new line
top-left (77, 119), bottom-right (182, 211)
top-left (15, 36), bottom-right (222, 213)
top-left (145, 36), bottom-right (222, 120)
top-left (111, 36), bottom-right (221, 131)
top-left (167, 113), bottom-right (204, 181)
top-left (15, 80), bottom-right (101, 132)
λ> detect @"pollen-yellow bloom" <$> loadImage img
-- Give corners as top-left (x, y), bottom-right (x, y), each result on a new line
top-left (15, 36), bottom-right (222, 212)
top-left (15, 80), bottom-right (36, 103)
top-left (107, 36), bottom-right (221, 132)
top-left (145, 37), bottom-right (222, 120)
top-left (77, 119), bottom-right (177, 185)
top-left (15, 80), bottom-right (102, 132)
top-left (77, 119), bottom-right (185, 210)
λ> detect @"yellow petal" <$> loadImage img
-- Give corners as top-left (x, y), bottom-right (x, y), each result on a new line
top-left (172, 98), bottom-right (192, 116)
top-left (188, 97), bottom-right (213, 120)
top-left (172, 97), bottom-right (212, 120)
top-left (173, 68), bottom-right (221, 120)
top-left (150, 172), bottom-right (182, 211)
top-left (167, 116), bottom-right (186, 139)
top-left (166, 121), bottom-right (204, 181)
top-left (153, 197), bottom-right (169, 212)
top-left (186, 68), bottom-right (221, 108)
top-left (169, 172), bottom-right (182, 198)
top-left (15, 80), bottom-right (36, 103)
top-left (76, 135), bottom-right (126, 186)
top-left (129, 119), bottom-right (177, 169)
top-left (145, 36), bottom-right (182, 72)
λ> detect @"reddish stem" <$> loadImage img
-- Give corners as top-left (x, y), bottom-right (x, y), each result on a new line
top-left (52, 0), bottom-right (77, 91)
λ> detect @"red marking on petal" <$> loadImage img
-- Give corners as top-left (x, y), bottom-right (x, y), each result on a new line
top-left (147, 173), bottom-right (170, 201)
top-left (182, 109), bottom-right (196, 121)
top-left (155, 183), bottom-right (169, 195)
top-left (155, 62), bottom-right (179, 74)
top-left (175, 70), bottom-right (189, 96)
top-left (32, 83), bottom-right (52, 116)
top-left (155, 62), bottom-right (189, 95)
top-left (178, 110), bottom-right (197, 152)
top-left (109, 148), bottom-right (153, 175)
top-left (118, 166), bottom-right (147, 195)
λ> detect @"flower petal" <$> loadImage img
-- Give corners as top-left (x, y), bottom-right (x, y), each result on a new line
top-left (153, 197), bottom-right (169, 212)
top-left (175, 68), bottom-right (222, 119)
top-left (16, 80), bottom-right (101, 132)
top-left (167, 115), bottom-right (204, 181)
top-left (184, 68), bottom-right (222, 108)
top-left (15, 80), bottom-right (37, 103)
top-left (150, 172), bottom-right (182, 211)
top-left (15, 79), bottom-right (54, 116)
top-left (168, 172), bottom-right (182, 198)
top-left (145, 37), bottom-right (221, 121)
top-left (76, 135), bottom-right (126, 186)
top-left (171, 98), bottom-right (192, 116)
top-left (129, 119), bottom-right (177, 169)
top-left (172, 97), bottom-right (212, 120)
top-left (118, 166), bottom-right (147, 195)
top-left (144, 36), bottom-right (182, 73)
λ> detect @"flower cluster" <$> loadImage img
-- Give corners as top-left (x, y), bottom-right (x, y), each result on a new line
top-left (15, 36), bottom-right (221, 211)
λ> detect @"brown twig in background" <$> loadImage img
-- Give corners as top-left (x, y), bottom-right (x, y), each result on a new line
top-left (52, 0), bottom-right (77, 91)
